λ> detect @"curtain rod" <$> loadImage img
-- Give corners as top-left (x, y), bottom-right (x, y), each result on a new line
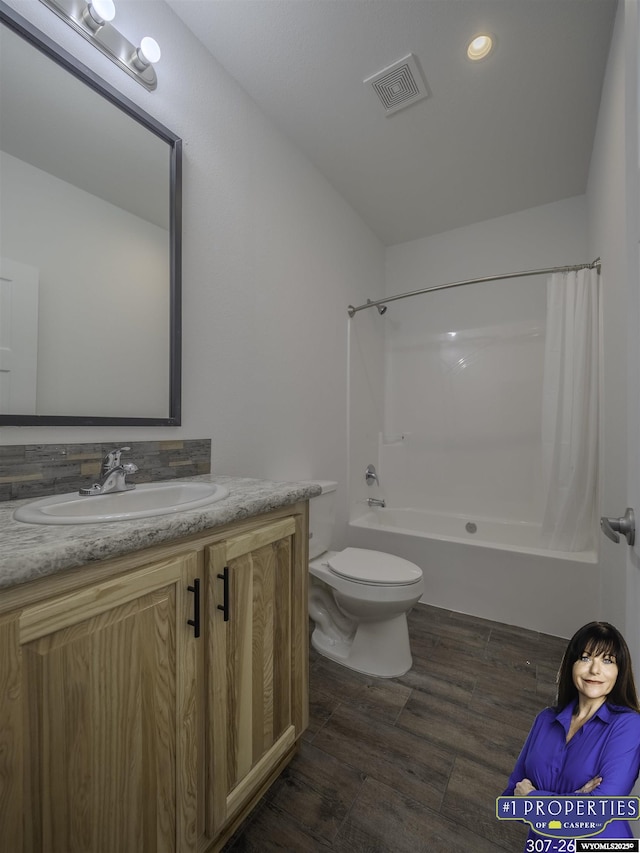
top-left (347, 257), bottom-right (601, 317)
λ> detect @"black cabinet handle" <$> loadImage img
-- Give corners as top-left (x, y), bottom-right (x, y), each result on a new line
top-left (187, 578), bottom-right (201, 638)
top-left (217, 567), bottom-right (229, 622)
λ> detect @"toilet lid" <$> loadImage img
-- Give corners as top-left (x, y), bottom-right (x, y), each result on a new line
top-left (327, 548), bottom-right (422, 586)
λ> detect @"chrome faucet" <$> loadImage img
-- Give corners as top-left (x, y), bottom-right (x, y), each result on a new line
top-left (367, 497), bottom-right (386, 508)
top-left (79, 446), bottom-right (139, 496)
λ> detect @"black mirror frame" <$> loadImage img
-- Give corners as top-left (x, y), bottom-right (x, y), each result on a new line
top-left (0, 1), bottom-right (182, 426)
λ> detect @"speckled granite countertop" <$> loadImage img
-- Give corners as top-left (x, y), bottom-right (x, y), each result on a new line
top-left (0, 474), bottom-right (321, 592)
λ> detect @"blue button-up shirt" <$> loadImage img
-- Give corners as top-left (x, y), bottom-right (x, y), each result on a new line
top-left (503, 701), bottom-right (640, 841)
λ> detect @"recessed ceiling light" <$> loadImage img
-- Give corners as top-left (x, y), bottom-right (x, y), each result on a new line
top-left (467, 33), bottom-right (494, 61)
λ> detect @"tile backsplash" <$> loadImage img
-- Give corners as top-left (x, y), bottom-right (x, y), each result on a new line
top-left (0, 439), bottom-right (211, 502)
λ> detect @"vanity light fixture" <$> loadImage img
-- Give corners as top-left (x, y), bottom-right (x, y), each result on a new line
top-left (84, 0), bottom-right (115, 31)
top-left (132, 36), bottom-right (161, 71)
top-left (466, 33), bottom-right (494, 61)
top-left (38, 0), bottom-right (161, 90)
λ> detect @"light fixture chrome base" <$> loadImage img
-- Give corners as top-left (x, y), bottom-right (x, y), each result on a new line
top-left (39, 0), bottom-right (157, 90)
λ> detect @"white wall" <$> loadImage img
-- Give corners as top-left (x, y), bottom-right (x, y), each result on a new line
top-left (0, 0), bottom-right (385, 544)
top-left (622, 0), bottom-right (640, 698)
top-left (582, 6), bottom-right (640, 826)
top-left (374, 196), bottom-right (588, 523)
top-left (586, 0), bottom-right (636, 637)
top-left (587, 15), bottom-right (640, 815)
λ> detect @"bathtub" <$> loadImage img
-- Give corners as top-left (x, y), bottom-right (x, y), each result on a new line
top-left (348, 508), bottom-right (598, 637)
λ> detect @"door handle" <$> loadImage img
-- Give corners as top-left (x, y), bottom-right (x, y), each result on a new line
top-left (217, 567), bottom-right (230, 622)
top-left (187, 578), bottom-right (201, 638)
top-left (600, 508), bottom-right (635, 546)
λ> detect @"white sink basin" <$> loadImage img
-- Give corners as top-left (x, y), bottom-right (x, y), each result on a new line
top-left (13, 481), bottom-right (230, 525)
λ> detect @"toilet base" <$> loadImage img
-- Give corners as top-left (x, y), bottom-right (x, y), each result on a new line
top-left (311, 612), bottom-right (413, 678)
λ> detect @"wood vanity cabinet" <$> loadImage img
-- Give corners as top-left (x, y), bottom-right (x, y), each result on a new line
top-left (0, 504), bottom-right (309, 853)
top-left (2, 552), bottom-right (200, 853)
top-left (204, 516), bottom-right (301, 840)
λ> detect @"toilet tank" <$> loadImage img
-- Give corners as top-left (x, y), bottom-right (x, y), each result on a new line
top-left (308, 481), bottom-right (338, 559)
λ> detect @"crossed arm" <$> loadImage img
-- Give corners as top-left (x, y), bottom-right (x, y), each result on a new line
top-left (513, 776), bottom-right (602, 796)
top-left (505, 711), bottom-right (640, 800)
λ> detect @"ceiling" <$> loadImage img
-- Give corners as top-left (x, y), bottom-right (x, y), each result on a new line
top-left (168, 0), bottom-right (617, 246)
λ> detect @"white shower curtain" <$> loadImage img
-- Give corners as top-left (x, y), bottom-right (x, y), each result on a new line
top-left (540, 268), bottom-right (599, 551)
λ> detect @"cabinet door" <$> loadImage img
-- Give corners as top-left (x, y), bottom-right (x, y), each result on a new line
top-left (11, 553), bottom-right (199, 853)
top-left (205, 517), bottom-right (300, 837)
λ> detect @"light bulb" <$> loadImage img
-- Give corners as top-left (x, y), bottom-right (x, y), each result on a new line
top-left (87, 0), bottom-right (115, 26)
top-left (467, 34), bottom-right (494, 61)
top-left (138, 36), bottom-right (161, 65)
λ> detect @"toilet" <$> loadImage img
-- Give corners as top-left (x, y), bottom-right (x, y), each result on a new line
top-left (308, 481), bottom-right (424, 678)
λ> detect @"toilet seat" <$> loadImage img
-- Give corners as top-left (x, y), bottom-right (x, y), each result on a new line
top-left (327, 548), bottom-right (422, 586)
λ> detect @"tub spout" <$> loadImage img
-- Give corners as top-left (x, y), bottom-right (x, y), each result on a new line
top-left (367, 497), bottom-right (386, 508)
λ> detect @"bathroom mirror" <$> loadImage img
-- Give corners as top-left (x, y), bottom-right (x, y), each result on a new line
top-left (0, 2), bottom-right (182, 426)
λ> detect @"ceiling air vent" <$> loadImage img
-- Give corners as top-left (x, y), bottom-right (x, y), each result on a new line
top-left (364, 54), bottom-right (429, 116)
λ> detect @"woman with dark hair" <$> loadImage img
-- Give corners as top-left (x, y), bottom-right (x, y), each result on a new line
top-left (503, 621), bottom-right (640, 846)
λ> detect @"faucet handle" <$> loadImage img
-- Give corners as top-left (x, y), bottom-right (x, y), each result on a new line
top-left (365, 464), bottom-right (379, 486)
top-left (101, 445), bottom-right (132, 473)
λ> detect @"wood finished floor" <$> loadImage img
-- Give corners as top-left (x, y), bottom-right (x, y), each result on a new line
top-left (223, 603), bottom-right (568, 852)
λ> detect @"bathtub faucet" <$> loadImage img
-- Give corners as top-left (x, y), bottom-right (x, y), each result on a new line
top-left (367, 497), bottom-right (386, 508)
top-left (365, 464), bottom-right (379, 486)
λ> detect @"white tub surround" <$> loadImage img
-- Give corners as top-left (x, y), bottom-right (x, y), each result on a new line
top-left (346, 198), bottom-right (598, 638)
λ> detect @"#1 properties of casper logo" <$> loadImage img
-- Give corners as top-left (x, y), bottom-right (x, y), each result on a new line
top-left (496, 796), bottom-right (640, 839)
